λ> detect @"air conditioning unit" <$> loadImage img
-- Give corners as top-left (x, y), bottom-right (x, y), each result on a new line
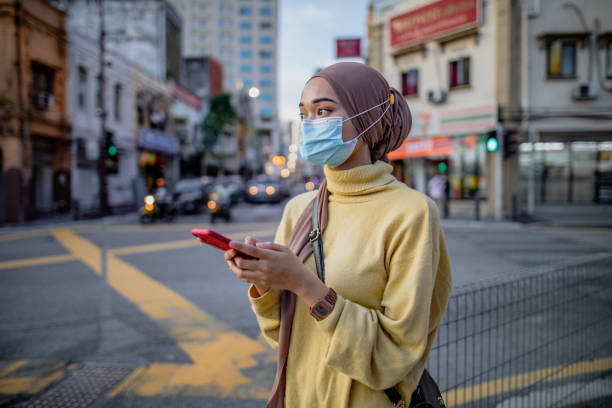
top-left (36, 92), bottom-right (55, 109)
top-left (522, 0), bottom-right (540, 17)
top-left (573, 83), bottom-right (598, 101)
top-left (427, 89), bottom-right (447, 104)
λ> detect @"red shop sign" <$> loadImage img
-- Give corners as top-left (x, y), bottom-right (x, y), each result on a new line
top-left (390, 0), bottom-right (480, 49)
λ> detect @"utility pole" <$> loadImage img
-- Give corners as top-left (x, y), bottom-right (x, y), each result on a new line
top-left (98, 0), bottom-right (109, 216)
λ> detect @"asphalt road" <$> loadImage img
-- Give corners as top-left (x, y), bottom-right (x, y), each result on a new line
top-left (1, 199), bottom-right (611, 407)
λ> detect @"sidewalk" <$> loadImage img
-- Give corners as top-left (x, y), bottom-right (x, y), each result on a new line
top-left (443, 199), bottom-right (612, 229)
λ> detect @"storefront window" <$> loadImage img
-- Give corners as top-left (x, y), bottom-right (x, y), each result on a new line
top-left (547, 40), bottom-right (576, 78)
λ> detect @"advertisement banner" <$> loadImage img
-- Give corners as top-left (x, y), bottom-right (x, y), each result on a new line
top-left (390, 0), bottom-right (479, 49)
top-left (336, 38), bottom-right (361, 58)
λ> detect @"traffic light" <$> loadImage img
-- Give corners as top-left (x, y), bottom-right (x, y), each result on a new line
top-left (105, 132), bottom-right (119, 174)
top-left (486, 132), bottom-right (499, 153)
top-left (503, 131), bottom-right (519, 158)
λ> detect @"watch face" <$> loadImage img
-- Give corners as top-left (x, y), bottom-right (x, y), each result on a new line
top-left (315, 304), bottom-right (327, 315)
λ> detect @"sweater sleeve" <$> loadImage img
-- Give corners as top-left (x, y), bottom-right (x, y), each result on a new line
top-left (247, 197), bottom-right (300, 348)
top-left (315, 199), bottom-right (452, 390)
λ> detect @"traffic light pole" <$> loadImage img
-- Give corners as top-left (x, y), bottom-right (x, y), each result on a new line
top-left (98, 0), bottom-right (109, 216)
top-left (495, 123), bottom-right (503, 221)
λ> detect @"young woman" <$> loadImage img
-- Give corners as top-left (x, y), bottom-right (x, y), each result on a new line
top-left (222, 62), bottom-right (452, 407)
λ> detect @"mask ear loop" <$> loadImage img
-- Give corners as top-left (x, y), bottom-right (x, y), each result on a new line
top-left (352, 101), bottom-right (391, 140)
top-left (343, 97), bottom-right (390, 122)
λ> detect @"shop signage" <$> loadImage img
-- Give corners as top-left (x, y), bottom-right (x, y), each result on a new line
top-left (138, 127), bottom-right (179, 156)
top-left (336, 38), bottom-right (361, 58)
top-left (390, 0), bottom-right (480, 49)
top-left (388, 136), bottom-right (454, 160)
top-left (409, 104), bottom-right (497, 138)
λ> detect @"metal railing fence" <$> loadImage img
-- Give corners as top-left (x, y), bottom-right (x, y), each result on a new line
top-left (426, 253), bottom-right (612, 408)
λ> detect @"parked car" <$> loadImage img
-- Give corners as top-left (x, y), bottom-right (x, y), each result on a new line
top-left (245, 175), bottom-right (283, 204)
top-left (173, 178), bottom-right (210, 214)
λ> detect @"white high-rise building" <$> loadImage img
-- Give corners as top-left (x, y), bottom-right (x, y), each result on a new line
top-left (170, 0), bottom-right (278, 144)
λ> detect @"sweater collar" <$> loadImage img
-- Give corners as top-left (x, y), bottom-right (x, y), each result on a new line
top-left (323, 160), bottom-right (395, 196)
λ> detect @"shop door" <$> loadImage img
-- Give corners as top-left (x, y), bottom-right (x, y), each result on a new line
top-left (33, 150), bottom-right (53, 213)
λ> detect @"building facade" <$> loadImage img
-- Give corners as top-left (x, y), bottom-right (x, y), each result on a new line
top-left (0, 0), bottom-right (70, 223)
top-left (370, 0), bottom-right (502, 217)
top-left (67, 28), bottom-right (138, 215)
top-left (169, 0), bottom-right (279, 153)
top-left (53, 0), bottom-right (183, 81)
top-left (518, 0), bottom-right (612, 210)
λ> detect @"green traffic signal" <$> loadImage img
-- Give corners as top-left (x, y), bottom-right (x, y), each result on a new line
top-left (438, 162), bottom-right (448, 173)
top-left (486, 136), bottom-right (499, 152)
top-left (108, 145), bottom-right (117, 156)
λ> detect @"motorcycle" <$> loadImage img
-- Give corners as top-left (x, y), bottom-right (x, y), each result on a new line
top-left (207, 191), bottom-right (232, 224)
top-left (139, 193), bottom-right (177, 223)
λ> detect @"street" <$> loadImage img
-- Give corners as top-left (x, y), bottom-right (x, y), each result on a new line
top-left (1, 200), bottom-right (612, 407)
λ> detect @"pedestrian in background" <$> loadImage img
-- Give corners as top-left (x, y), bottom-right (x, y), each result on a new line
top-left (221, 62), bottom-right (452, 407)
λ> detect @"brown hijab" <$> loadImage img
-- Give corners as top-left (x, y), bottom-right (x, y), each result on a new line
top-left (266, 62), bottom-right (411, 407)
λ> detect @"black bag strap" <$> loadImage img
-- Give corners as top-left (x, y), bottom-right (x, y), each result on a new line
top-left (309, 197), bottom-right (404, 406)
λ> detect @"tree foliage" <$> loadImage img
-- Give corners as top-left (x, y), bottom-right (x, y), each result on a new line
top-left (202, 93), bottom-right (237, 150)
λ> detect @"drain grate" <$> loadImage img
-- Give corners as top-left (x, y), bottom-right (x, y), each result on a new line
top-left (21, 365), bottom-right (133, 408)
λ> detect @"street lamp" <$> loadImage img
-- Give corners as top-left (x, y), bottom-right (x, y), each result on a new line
top-left (248, 86), bottom-right (260, 98)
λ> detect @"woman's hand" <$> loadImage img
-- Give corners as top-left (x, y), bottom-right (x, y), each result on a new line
top-left (224, 236), bottom-right (328, 305)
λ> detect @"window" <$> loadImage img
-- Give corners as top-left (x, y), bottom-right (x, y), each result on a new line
top-left (259, 49), bottom-right (273, 59)
top-left (240, 35), bottom-right (252, 44)
top-left (547, 40), bottom-right (576, 78)
top-left (114, 83), bottom-right (122, 121)
top-left (261, 92), bottom-right (273, 102)
top-left (260, 65), bottom-right (272, 73)
top-left (260, 79), bottom-right (273, 88)
top-left (260, 106), bottom-right (274, 121)
top-left (77, 66), bottom-right (87, 110)
top-left (607, 41), bottom-right (612, 78)
top-left (220, 33), bottom-right (233, 42)
top-left (243, 78), bottom-right (254, 87)
top-left (401, 69), bottom-right (418, 96)
top-left (239, 7), bottom-right (252, 15)
top-left (260, 36), bottom-right (273, 45)
top-left (200, 33), bottom-right (206, 40)
top-left (31, 62), bottom-right (55, 110)
top-left (200, 18), bottom-right (206, 25)
top-left (240, 21), bottom-right (252, 29)
top-left (240, 64), bottom-right (253, 73)
top-left (240, 49), bottom-right (253, 58)
top-left (260, 21), bottom-right (272, 29)
top-left (220, 5), bottom-right (233, 13)
top-left (220, 48), bottom-right (233, 57)
top-left (449, 57), bottom-right (470, 88)
top-left (260, 7), bottom-right (272, 16)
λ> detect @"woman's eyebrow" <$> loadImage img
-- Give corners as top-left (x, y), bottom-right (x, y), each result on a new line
top-left (298, 97), bottom-right (338, 107)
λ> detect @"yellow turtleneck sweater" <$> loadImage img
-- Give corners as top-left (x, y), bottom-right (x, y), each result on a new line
top-left (249, 160), bottom-right (452, 407)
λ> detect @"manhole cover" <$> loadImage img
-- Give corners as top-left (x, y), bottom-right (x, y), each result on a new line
top-left (21, 365), bottom-right (133, 408)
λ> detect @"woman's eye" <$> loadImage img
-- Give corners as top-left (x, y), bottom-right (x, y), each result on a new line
top-left (318, 108), bottom-right (331, 116)
top-left (298, 112), bottom-right (305, 120)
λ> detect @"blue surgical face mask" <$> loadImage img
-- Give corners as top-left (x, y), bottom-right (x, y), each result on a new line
top-left (299, 98), bottom-right (391, 168)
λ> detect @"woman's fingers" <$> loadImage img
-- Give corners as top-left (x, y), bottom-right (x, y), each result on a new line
top-left (256, 242), bottom-right (287, 252)
top-left (245, 236), bottom-right (259, 246)
top-left (233, 256), bottom-right (260, 270)
top-left (224, 249), bottom-right (238, 260)
top-left (227, 260), bottom-right (259, 283)
top-left (229, 240), bottom-right (267, 258)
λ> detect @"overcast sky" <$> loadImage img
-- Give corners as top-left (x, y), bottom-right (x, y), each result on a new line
top-left (277, 0), bottom-right (370, 122)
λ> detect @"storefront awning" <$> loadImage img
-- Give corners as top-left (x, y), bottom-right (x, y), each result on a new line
top-left (138, 127), bottom-right (179, 156)
top-left (388, 136), bottom-right (454, 160)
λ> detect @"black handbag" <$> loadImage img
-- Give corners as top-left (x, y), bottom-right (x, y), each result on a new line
top-left (309, 197), bottom-right (446, 408)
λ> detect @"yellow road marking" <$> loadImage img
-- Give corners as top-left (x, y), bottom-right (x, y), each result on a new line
top-left (0, 362), bottom-right (71, 395)
top-left (109, 228), bottom-right (277, 256)
top-left (443, 356), bottom-right (612, 406)
top-left (76, 221), bottom-right (279, 234)
top-left (51, 229), bottom-right (101, 275)
top-left (48, 228), bottom-right (273, 397)
top-left (0, 254), bottom-right (77, 270)
top-left (0, 230), bottom-right (50, 243)
top-left (0, 360), bottom-right (27, 377)
top-left (105, 253), bottom-right (269, 396)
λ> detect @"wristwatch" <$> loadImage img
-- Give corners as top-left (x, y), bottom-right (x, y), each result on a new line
top-left (309, 288), bottom-right (337, 321)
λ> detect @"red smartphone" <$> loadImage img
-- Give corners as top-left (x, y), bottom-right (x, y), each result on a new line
top-left (191, 228), bottom-right (255, 258)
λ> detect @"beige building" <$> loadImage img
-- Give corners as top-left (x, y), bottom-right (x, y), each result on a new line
top-left (368, 0), bottom-right (612, 219)
top-left (0, 0), bottom-right (71, 223)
